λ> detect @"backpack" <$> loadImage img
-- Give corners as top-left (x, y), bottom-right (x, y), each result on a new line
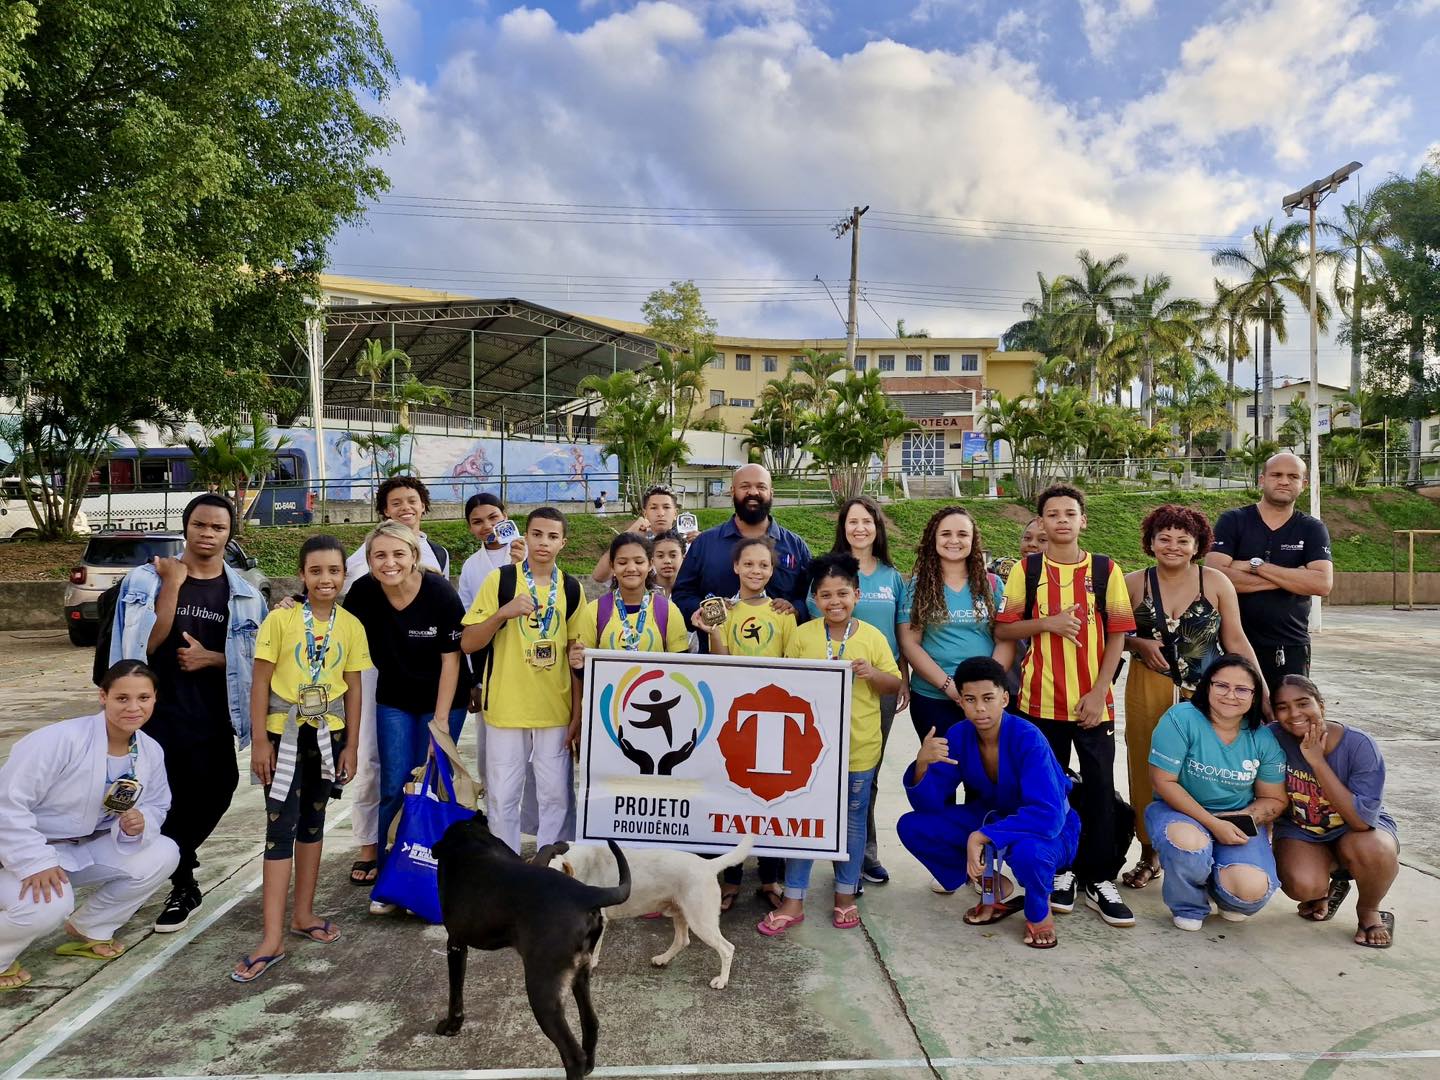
top-left (476, 564), bottom-right (583, 710)
top-left (92, 581), bottom-right (123, 687)
top-left (1020, 551), bottom-right (1125, 684)
top-left (595, 591), bottom-right (670, 647)
top-left (425, 536), bottom-right (450, 577)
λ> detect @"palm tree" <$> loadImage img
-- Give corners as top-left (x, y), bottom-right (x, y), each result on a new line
top-left (1154, 355), bottom-right (1238, 486)
top-left (354, 338), bottom-right (410, 426)
top-left (1204, 280), bottom-right (1253, 449)
top-left (1002, 272), bottom-right (1069, 354)
top-left (1051, 250), bottom-right (1137, 401)
top-left (182, 416), bottom-right (291, 532)
top-left (789, 349), bottom-right (847, 404)
top-left (743, 376), bottom-right (808, 476)
top-left (1212, 220), bottom-right (1331, 441)
top-left (1126, 274), bottom-right (1201, 425)
top-left (651, 345), bottom-right (709, 438)
top-left (1321, 188), bottom-right (1390, 420)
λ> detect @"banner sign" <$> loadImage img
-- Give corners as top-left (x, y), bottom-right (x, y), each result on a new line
top-left (578, 651), bottom-right (853, 861)
top-left (961, 430), bottom-right (991, 464)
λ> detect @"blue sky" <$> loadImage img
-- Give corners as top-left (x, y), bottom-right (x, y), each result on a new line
top-left (334, 0), bottom-right (1440, 386)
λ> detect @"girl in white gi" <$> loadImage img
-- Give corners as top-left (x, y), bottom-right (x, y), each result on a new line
top-left (0, 661), bottom-right (179, 991)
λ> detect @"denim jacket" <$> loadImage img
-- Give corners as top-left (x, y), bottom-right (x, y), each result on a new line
top-left (109, 562), bottom-right (267, 747)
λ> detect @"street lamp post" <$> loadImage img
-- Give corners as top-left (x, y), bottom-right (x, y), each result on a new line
top-left (1282, 160), bottom-right (1362, 635)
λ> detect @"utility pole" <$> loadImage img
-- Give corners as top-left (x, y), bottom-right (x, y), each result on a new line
top-left (833, 206), bottom-right (868, 369)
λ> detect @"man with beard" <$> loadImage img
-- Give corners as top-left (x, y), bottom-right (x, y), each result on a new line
top-left (671, 464), bottom-right (811, 652)
top-left (1207, 453), bottom-right (1333, 694)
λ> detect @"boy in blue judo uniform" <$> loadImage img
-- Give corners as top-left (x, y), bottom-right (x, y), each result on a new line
top-left (898, 656), bottom-right (1080, 948)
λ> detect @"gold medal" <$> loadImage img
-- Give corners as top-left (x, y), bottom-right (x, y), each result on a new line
top-left (528, 640), bottom-right (557, 669)
top-left (298, 683), bottom-right (329, 717)
top-left (102, 778), bottom-right (143, 814)
top-left (698, 595), bottom-right (731, 628)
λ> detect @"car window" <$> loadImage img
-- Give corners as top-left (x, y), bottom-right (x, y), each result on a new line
top-left (83, 537), bottom-right (184, 567)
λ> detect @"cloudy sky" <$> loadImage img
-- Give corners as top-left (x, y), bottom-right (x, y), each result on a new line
top-left (331, 0), bottom-right (1440, 387)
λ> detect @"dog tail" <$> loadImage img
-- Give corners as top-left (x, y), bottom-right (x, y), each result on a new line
top-left (585, 840), bottom-right (631, 909)
top-left (708, 832), bottom-right (756, 872)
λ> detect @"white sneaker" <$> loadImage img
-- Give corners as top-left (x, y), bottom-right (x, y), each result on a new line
top-left (369, 900), bottom-right (398, 915)
top-left (930, 876), bottom-right (956, 895)
top-left (1173, 915), bottom-right (1205, 932)
top-left (1218, 908), bottom-right (1250, 922)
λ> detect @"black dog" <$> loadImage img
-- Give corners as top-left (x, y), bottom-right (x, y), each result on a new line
top-left (433, 811), bottom-right (631, 1079)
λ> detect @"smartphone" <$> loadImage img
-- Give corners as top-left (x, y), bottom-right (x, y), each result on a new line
top-left (677, 512), bottom-right (698, 534)
top-left (1215, 812), bottom-right (1258, 837)
top-left (492, 518), bottom-right (520, 545)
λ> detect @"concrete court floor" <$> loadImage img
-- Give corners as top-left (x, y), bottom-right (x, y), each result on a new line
top-left (1, 609), bottom-right (1438, 1080)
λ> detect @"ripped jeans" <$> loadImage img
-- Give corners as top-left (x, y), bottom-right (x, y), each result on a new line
top-left (1145, 801), bottom-right (1278, 921)
top-left (784, 768), bottom-right (875, 900)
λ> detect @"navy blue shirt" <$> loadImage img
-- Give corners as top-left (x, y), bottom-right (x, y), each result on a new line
top-left (671, 517), bottom-right (813, 650)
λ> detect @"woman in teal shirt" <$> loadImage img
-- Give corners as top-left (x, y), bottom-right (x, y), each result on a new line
top-left (809, 496), bottom-right (907, 885)
top-left (898, 506), bottom-right (1011, 743)
top-left (1147, 654), bottom-right (1288, 931)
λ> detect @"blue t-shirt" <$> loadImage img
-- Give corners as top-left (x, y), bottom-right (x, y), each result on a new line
top-left (897, 575), bottom-right (999, 700)
top-left (1268, 723), bottom-right (1396, 843)
top-left (1149, 701), bottom-right (1286, 813)
top-left (806, 563), bottom-right (904, 660)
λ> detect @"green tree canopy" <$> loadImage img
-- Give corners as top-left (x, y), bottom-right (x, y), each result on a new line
top-left (641, 280), bottom-right (717, 356)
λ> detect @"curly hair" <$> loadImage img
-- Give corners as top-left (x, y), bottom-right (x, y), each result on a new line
top-left (909, 506), bottom-right (995, 633)
top-left (1140, 503), bottom-right (1214, 560)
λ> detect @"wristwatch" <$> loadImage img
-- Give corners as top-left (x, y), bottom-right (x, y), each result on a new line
top-left (1249, 557), bottom-right (1264, 570)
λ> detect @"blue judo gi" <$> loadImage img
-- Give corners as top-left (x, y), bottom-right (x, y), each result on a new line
top-left (898, 711), bottom-right (1080, 923)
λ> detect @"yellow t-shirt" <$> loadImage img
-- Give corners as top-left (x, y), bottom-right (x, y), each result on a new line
top-left (785, 619), bottom-right (900, 772)
top-left (579, 593), bottom-right (688, 653)
top-left (723, 598), bottom-right (796, 658)
top-left (254, 605), bottom-right (372, 733)
top-left (463, 566), bottom-right (585, 729)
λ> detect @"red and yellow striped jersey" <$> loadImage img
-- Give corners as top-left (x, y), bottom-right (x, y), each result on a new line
top-left (996, 552), bottom-right (1136, 722)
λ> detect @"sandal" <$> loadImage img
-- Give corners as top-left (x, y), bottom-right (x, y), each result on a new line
top-left (757, 885), bottom-right (784, 911)
top-left (832, 905), bottom-right (861, 930)
top-left (230, 952), bottom-right (287, 984)
top-left (289, 921), bottom-right (341, 943)
top-left (1299, 876), bottom-right (1352, 922)
top-left (756, 911), bottom-right (804, 937)
top-left (55, 938), bottom-right (125, 961)
top-left (1121, 860), bottom-right (1162, 890)
top-left (719, 885), bottom-right (740, 913)
top-left (963, 896), bottom-right (1025, 926)
top-left (0, 960), bottom-right (32, 991)
top-left (349, 860), bottom-right (378, 886)
top-left (1024, 919), bottom-right (1058, 949)
top-left (1354, 911), bottom-right (1395, 949)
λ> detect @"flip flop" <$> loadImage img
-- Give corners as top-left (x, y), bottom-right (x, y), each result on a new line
top-left (289, 921), bottom-right (340, 943)
top-left (349, 860), bottom-right (378, 886)
top-left (963, 896), bottom-right (1025, 926)
top-left (1024, 920), bottom-right (1059, 949)
top-left (1355, 911), bottom-right (1395, 949)
top-left (832, 905), bottom-right (861, 930)
top-left (230, 953), bottom-right (287, 983)
top-left (757, 886), bottom-right (784, 911)
top-left (719, 886), bottom-right (740, 913)
top-left (0, 960), bottom-right (32, 991)
top-left (756, 911), bottom-right (804, 937)
top-left (1299, 876), bottom-right (1352, 922)
top-left (55, 939), bottom-right (125, 961)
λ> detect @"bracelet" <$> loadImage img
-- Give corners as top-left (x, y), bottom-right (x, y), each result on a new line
top-left (940, 676), bottom-right (954, 693)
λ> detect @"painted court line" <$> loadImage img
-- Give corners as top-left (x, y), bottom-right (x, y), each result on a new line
top-left (0, 807), bottom-right (354, 1080)
top-left (55, 1050), bottom-right (1440, 1079)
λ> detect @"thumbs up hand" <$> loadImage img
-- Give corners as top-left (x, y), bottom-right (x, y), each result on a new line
top-left (176, 630), bottom-right (224, 671)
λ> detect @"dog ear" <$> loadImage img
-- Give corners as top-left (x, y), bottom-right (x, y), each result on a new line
top-left (531, 841), bottom-right (570, 866)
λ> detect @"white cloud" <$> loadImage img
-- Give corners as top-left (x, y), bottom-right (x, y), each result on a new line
top-left (1078, 0), bottom-right (1155, 58)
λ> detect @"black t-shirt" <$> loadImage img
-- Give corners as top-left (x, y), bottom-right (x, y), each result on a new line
top-left (1211, 504), bottom-right (1332, 646)
top-left (147, 573), bottom-right (231, 742)
top-left (343, 571), bottom-right (470, 715)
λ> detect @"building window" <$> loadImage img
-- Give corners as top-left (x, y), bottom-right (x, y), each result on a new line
top-left (763, 355), bottom-right (778, 372)
top-left (791, 355), bottom-right (804, 369)
top-left (728, 397), bottom-right (754, 408)
top-left (953, 392), bottom-right (975, 411)
top-left (1430, 423), bottom-right (1440, 441)
top-left (709, 390), bottom-right (725, 408)
top-left (905, 354), bottom-right (923, 372)
top-left (736, 354), bottom-right (752, 371)
top-left (933, 354), bottom-right (950, 372)
top-left (1245, 405), bottom-right (1257, 418)
top-left (708, 353), bottom-right (725, 369)
top-left (879, 354), bottom-right (895, 372)
top-left (854, 354), bottom-right (867, 372)
top-left (901, 432), bottom-right (943, 476)
top-left (961, 353), bottom-right (979, 372)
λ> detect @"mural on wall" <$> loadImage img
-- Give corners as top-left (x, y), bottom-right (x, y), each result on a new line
top-left (280, 427), bottom-right (617, 505)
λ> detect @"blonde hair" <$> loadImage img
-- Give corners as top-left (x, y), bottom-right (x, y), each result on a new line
top-left (364, 521), bottom-right (424, 571)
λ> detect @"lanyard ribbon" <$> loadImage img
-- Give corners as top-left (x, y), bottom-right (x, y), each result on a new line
top-left (302, 601), bottom-right (338, 683)
top-left (825, 618), bottom-right (856, 660)
top-left (615, 593), bottom-right (650, 650)
top-left (522, 560), bottom-right (558, 638)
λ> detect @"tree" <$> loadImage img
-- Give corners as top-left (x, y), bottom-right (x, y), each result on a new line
top-left (651, 345), bottom-right (709, 441)
top-left (1002, 273), bottom-right (1068, 354)
top-left (742, 376), bottom-right (808, 477)
top-left (799, 369), bottom-right (914, 503)
top-left (894, 318), bottom-right (930, 338)
top-left (1321, 188), bottom-right (1391, 418)
top-left (354, 339), bottom-right (411, 424)
top-left (182, 417), bottom-right (291, 532)
top-left (1123, 275), bottom-right (1201, 426)
top-left (0, 0), bottom-right (397, 537)
top-left (1228, 435), bottom-right (1283, 484)
top-left (1051, 250), bottom-right (1138, 401)
top-left (980, 389), bottom-right (1091, 502)
top-left (336, 428), bottom-right (407, 492)
top-left (1213, 220), bottom-right (1331, 441)
top-left (642, 281), bottom-right (718, 356)
top-left (577, 369), bottom-right (689, 509)
top-left (1154, 357), bottom-right (1239, 486)
top-left (789, 349), bottom-right (847, 402)
top-left (1275, 391), bottom-right (1312, 451)
top-left (1204, 280), bottom-right (1253, 449)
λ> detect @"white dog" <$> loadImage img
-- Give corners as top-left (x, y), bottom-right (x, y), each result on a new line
top-left (545, 835), bottom-right (754, 990)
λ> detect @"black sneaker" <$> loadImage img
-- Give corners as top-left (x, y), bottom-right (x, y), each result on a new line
top-left (1084, 880), bottom-right (1136, 927)
top-left (1050, 871), bottom-right (1077, 913)
top-left (861, 863), bottom-right (890, 885)
top-left (153, 885), bottom-right (201, 933)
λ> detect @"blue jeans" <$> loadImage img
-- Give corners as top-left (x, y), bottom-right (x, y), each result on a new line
top-left (1145, 801), bottom-right (1278, 921)
top-left (784, 768), bottom-right (875, 899)
top-left (376, 704), bottom-right (467, 866)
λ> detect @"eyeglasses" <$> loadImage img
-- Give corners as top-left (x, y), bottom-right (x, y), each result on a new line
top-left (1211, 681), bottom-right (1256, 699)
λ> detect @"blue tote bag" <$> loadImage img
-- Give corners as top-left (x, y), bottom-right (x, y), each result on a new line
top-left (371, 733), bottom-right (476, 924)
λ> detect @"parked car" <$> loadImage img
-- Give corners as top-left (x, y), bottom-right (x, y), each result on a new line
top-left (63, 532), bottom-right (270, 647)
top-left (0, 479), bottom-right (92, 541)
